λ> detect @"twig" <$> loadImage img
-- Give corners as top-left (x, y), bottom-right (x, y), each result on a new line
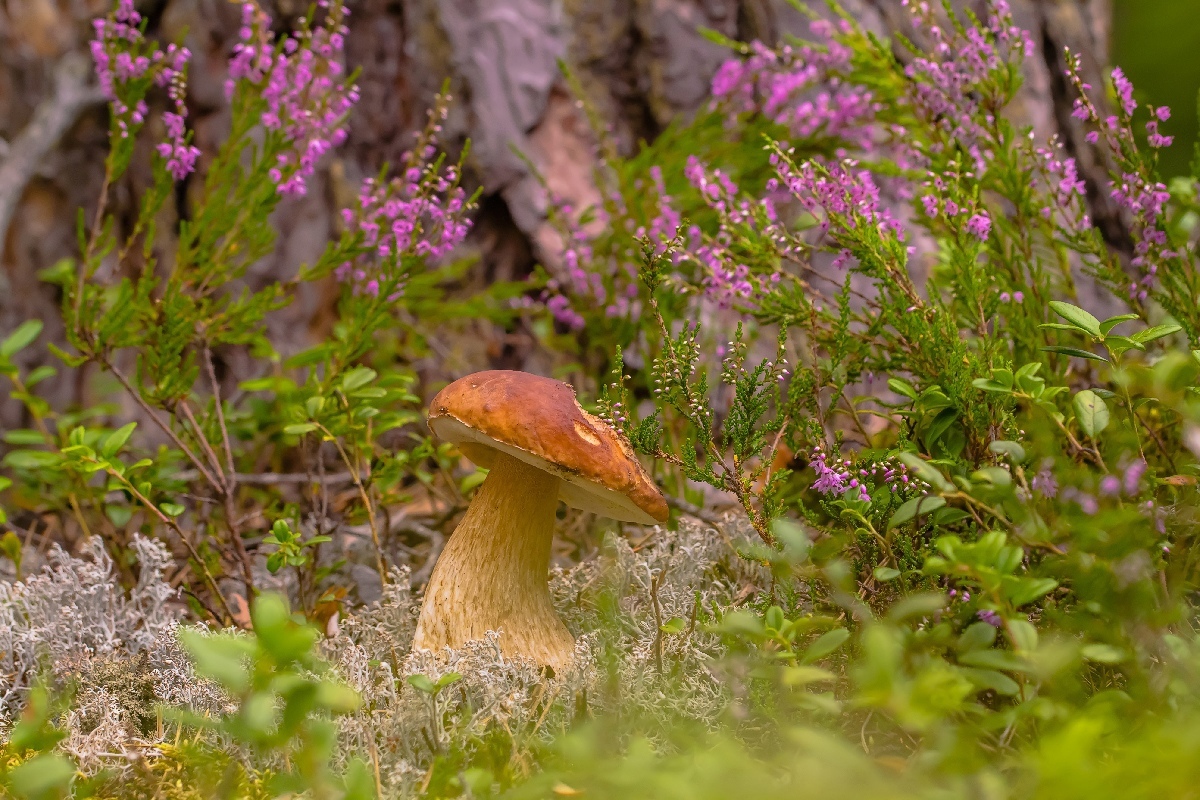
top-left (317, 423), bottom-right (389, 583)
top-left (203, 347), bottom-right (238, 481)
top-left (175, 469), bottom-right (358, 485)
top-left (663, 493), bottom-right (726, 528)
top-left (178, 400), bottom-right (227, 488)
top-left (103, 359), bottom-right (222, 491)
top-left (0, 53), bottom-right (105, 249)
top-left (106, 465), bottom-right (234, 624)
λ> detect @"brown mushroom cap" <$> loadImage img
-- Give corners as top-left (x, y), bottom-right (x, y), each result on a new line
top-left (428, 370), bottom-right (669, 525)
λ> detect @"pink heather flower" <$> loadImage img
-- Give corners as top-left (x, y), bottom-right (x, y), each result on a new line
top-left (336, 102), bottom-right (472, 300)
top-left (1123, 459), bottom-right (1147, 494)
top-left (228, 1), bottom-right (359, 196)
top-left (709, 28), bottom-right (881, 150)
top-left (1031, 463), bottom-right (1058, 498)
top-left (1065, 55), bottom-right (1177, 299)
top-left (1111, 67), bottom-right (1136, 116)
top-left (1099, 475), bottom-right (1121, 497)
top-left (977, 609), bottom-right (1002, 628)
top-left (810, 448), bottom-right (849, 495)
top-left (966, 212), bottom-right (991, 240)
top-left (773, 155), bottom-right (904, 242)
top-left (91, 3), bottom-right (199, 180)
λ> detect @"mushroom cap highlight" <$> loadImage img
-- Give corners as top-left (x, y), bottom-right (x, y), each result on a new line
top-left (428, 370), bottom-right (669, 525)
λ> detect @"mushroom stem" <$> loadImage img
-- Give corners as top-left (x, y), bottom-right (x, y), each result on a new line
top-left (412, 451), bottom-right (576, 668)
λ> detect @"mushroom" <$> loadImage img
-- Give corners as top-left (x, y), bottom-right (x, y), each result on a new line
top-left (413, 370), bottom-right (668, 669)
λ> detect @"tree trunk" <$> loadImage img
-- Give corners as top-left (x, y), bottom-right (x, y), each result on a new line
top-left (0, 0), bottom-right (1118, 424)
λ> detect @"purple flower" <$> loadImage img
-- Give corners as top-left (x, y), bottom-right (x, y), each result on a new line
top-left (810, 447), bottom-right (850, 495)
top-left (1099, 475), bottom-right (1121, 497)
top-left (966, 212), bottom-right (991, 240)
top-left (90, 3), bottom-right (199, 180)
top-left (1031, 464), bottom-right (1058, 498)
top-left (336, 102), bottom-right (472, 301)
top-left (1123, 459), bottom-right (1147, 495)
top-left (228, 1), bottom-right (359, 196)
top-left (1064, 56), bottom-right (1177, 298)
top-left (1111, 67), bottom-right (1137, 116)
top-left (977, 609), bottom-right (1002, 628)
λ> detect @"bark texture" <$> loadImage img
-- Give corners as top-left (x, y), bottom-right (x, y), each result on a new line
top-left (0, 0), bottom-right (1116, 423)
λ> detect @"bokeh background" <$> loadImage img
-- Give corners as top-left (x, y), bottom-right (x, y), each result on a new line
top-left (0, 0), bottom-right (1196, 422)
top-left (1112, 0), bottom-right (1200, 177)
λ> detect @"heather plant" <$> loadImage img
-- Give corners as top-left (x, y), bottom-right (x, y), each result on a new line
top-left (4, 0), bottom-right (1200, 798)
top-left (0, 0), bottom-right (476, 627)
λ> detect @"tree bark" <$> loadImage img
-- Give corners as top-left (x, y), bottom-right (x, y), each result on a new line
top-left (0, 0), bottom-right (1119, 423)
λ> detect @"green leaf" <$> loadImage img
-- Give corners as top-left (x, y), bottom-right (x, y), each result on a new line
top-left (956, 622), bottom-right (997, 652)
top-left (1041, 346), bottom-right (1109, 363)
top-left (0, 320), bottom-right (44, 358)
top-left (959, 667), bottom-right (1020, 696)
top-left (160, 502), bottom-right (186, 517)
top-left (24, 366), bottom-right (56, 386)
top-left (7, 753), bottom-right (77, 799)
top-left (971, 379), bottom-right (1012, 393)
top-left (435, 672), bottom-right (463, 690)
top-left (873, 565), bottom-right (901, 582)
top-left (970, 466), bottom-right (1012, 487)
top-left (887, 377), bottom-right (918, 400)
top-left (105, 504), bottom-right (133, 527)
top-left (923, 407), bottom-right (959, 448)
top-left (0, 530), bottom-right (21, 564)
top-left (958, 649), bottom-right (1026, 672)
top-left (407, 674), bottom-right (436, 694)
top-left (1099, 313), bottom-right (1140, 335)
top-left (1048, 301), bottom-right (1101, 337)
top-left (284, 345), bottom-right (333, 369)
top-left (100, 422), bottom-right (137, 458)
top-left (178, 630), bottom-right (252, 692)
top-left (1007, 618), bottom-right (1038, 652)
top-left (3, 430), bottom-right (48, 446)
top-left (801, 628), bottom-right (850, 664)
top-left (1131, 323), bottom-right (1183, 344)
top-left (2, 450), bottom-right (60, 470)
top-left (988, 440), bottom-right (1026, 462)
top-left (1104, 335), bottom-right (1144, 353)
top-left (1008, 577), bottom-right (1058, 606)
top-left (284, 423), bottom-right (319, 435)
top-left (887, 495), bottom-right (946, 528)
top-left (780, 665), bottom-right (836, 686)
top-left (341, 366), bottom-right (378, 392)
top-left (1073, 390), bottom-right (1110, 437)
top-left (896, 452), bottom-right (952, 492)
top-left (1081, 643), bottom-right (1127, 663)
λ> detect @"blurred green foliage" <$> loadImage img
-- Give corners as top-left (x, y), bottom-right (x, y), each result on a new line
top-left (1113, 0), bottom-right (1200, 175)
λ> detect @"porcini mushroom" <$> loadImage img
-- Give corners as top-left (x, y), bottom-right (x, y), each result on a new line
top-left (413, 370), bottom-right (668, 669)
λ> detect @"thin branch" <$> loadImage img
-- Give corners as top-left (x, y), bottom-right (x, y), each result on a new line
top-left (107, 466), bottom-right (234, 624)
top-left (178, 400), bottom-right (227, 486)
top-left (317, 423), bottom-right (389, 583)
top-left (103, 358), bottom-right (222, 490)
top-left (203, 347), bottom-right (238, 481)
top-left (175, 469), bottom-right (359, 485)
top-left (0, 53), bottom-right (105, 249)
top-left (664, 492), bottom-right (727, 529)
